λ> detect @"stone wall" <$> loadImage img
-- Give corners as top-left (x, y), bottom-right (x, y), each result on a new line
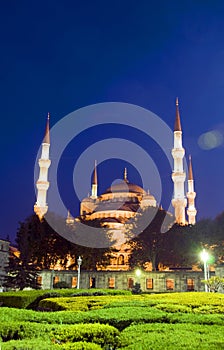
top-left (39, 269), bottom-right (214, 292)
top-left (0, 239), bottom-right (10, 288)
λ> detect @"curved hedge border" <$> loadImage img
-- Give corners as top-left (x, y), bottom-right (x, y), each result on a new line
top-left (0, 289), bottom-right (131, 309)
top-left (0, 322), bottom-right (119, 348)
top-left (1, 339), bottom-right (102, 350)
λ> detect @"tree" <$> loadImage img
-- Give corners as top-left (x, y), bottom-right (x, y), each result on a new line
top-left (128, 207), bottom-right (175, 270)
top-left (202, 276), bottom-right (224, 293)
top-left (3, 253), bottom-right (41, 290)
top-left (15, 213), bottom-right (112, 272)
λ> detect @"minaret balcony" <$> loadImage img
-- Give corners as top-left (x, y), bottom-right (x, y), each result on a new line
top-left (172, 172), bottom-right (186, 182)
top-left (171, 148), bottom-right (185, 159)
top-left (36, 181), bottom-right (50, 190)
top-left (38, 159), bottom-right (51, 168)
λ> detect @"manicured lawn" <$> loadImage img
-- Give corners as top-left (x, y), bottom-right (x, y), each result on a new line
top-left (0, 291), bottom-right (224, 349)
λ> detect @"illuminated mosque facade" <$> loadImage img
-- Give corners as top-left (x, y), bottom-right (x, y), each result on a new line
top-left (34, 99), bottom-right (197, 232)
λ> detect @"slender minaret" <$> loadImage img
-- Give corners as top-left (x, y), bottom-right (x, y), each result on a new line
top-left (171, 98), bottom-right (187, 225)
top-left (34, 113), bottom-right (51, 220)
top-left (91, 160), bottom-right (98, 199)
top-left (187, 155), bottom-right (197, 225)
top-left (66, 210), bottom-right (75, 225)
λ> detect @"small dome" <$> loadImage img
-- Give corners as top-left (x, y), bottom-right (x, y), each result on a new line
top-left (82, 196), bottom-right (94, 203)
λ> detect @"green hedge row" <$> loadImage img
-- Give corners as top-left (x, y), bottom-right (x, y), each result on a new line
top-left (1, 339), bottom-right (102, 350)
top-left (0, 290), bottom-right (71, 309)
top-left (1, 303), bottom-right (224, 331)
top-left (119, 323), bottom-right (224, 349)
top-left (0, 289), bottom-right (131, 309)
top-left (147, 291), bottom-right (224, 307)
top-left (0, 322), bottom-right (119, 347)
top-left (39, 295), bottom-right (128, 311)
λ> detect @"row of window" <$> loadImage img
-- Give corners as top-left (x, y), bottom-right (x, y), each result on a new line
top-left (110, 255), bottom-right (125, 265)
top-left (37, 276), bottom-right (195, 291)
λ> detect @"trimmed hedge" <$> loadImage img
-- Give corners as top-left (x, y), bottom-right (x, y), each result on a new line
top-left (39, 295), bottom-right (116, 311)
top-left (0, 290), bottom-right (72, 309)
top-left (119, 323), bottom-right (224, 349)
top-left (1, 292), bottom-right (224, 349)
top-left (1, 339), bottom-right (102, 350)
top-left (0, 322), bottom-right (119, 347)
top-left (0, 289), bottom-right (131, 309)
top-left (1, 338), bottom-right (57, 350)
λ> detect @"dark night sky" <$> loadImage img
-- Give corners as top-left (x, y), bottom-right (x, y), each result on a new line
top-left (1, 0), bottom-right (224, 242)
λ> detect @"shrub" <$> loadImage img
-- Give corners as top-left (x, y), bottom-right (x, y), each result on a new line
top-left (0, 289), bottom-right (131, 309)
top-left (39, 295), bottom-right (131, 312)
top-left (119, 323), bottom-right (224, 349)
top-left (1, 339), bottom-right (102, 349)
top-left (28, 292), bottom-right (61, 310)
top-left (131, 283), bottom-right (142, 295)
top-left (55, 342), bottom-right (102, 349)
top-left (71, 289), bottom-right (131, 296)
top-left (0, 290), bottom-right (73, 309)
top-left (1, 338), bottom-right (56, 349)
top-left (0, 322), bottom-right (119, 348)
top-left (54, 281), bottom-right (70, 289)
top-left (0, 322), bottom-right (53, 342)
top-left (50, 323), bottom-right (120, 347)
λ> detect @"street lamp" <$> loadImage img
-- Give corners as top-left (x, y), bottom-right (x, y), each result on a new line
top-left (77, 256), bottom-right (82, 289)
top-left (51, 269), bottom-right (55, 290)
top-left (200, 249), bottom-right (209, 292)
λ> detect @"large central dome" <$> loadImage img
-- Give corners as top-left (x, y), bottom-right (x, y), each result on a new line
top-left (103, 180), bottom-right (146, 195)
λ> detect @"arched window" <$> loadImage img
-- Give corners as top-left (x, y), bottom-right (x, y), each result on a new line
top-left (118, 254), bottom-right (124, 265)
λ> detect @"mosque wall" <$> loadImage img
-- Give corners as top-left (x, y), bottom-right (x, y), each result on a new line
top-left (39, 269), bottom-right (215, 292)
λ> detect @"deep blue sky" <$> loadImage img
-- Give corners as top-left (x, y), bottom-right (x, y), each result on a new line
top-left (1, 1), bottom-right (224, 242)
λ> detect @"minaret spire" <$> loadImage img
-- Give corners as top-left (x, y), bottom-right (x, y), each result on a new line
top-left (188, 155), bottom-right (193, 180)
top-left (124, 167), bottom-right (128, 182)
top-left (34, 114), bottom-right (51, 220)
top-left (43, 112), bottom-right (50, 143)
top-left (171, 98), bottom-right (187, 225)
top-left (174, 97), bottom-right (182, 131)
top-left (91, 160), bottom-right (98, 199)
top-left (187, 155), bottom-right (197, 225)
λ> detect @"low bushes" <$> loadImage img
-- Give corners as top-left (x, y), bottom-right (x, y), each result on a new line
top-left (0, 289), bottom-right (131, 309)
top-left (50, 323), bottom-right (120, 347)
top-left (0, 322), bottom-right (119, 348)
top-left (1, 339), bottom-right (102, 350)
top-left (146, 291), bottom-right (224, 308)
top-left (119, 323), bottom-right (224, 349)
top-left (39, 295), bottom-right (114, 311)
top-left (1, 338), bottom-right (57, 349)
top-left (1, 292), bottom-right (224, 349)
top-left (71, 289), bottom-right (131, 297)
top-left (0, 290), bottom-right (72, 309)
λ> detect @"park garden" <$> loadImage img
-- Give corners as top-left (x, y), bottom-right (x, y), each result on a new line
top-left (0, 288), bottom-right (224, 349)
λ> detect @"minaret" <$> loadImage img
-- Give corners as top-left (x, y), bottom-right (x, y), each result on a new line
top-left (66, 210), bottom-right (75, 225)
top-left (187, 155), bottom-right (197, 225)
top-left (171, 98), bottom-right (187, 225)
top-left (34, 113), bottom-right (51, 220)
top-left (91, 160), bottom-right (98, 199)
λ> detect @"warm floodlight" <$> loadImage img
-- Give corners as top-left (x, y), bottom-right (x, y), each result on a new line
top-left (135, 269), bottom-right (141, 277)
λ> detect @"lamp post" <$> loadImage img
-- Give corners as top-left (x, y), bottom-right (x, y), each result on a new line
top-left (51, 269), bottom-right (55, 290)
top-left (77, 256), bottom-right (82, 289)
top-left (200, 249), bottom-right (209, 292)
